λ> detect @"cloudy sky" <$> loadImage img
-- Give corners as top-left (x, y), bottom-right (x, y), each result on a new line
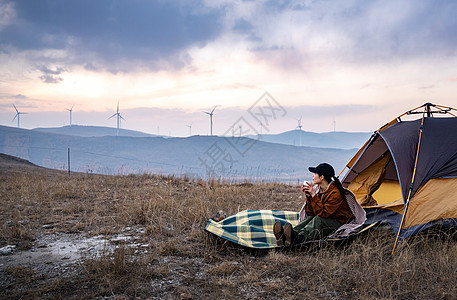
top-left (1, 0), bottom-right (457, 136)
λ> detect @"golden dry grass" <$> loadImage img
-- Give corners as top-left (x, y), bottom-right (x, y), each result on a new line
top-left (1, 165), bottom-right (457, 299)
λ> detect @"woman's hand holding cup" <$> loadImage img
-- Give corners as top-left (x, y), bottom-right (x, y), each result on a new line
top-left (302, 180), bottom-right (314, 197)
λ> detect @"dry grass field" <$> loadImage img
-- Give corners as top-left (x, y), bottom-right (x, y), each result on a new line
top-left (1, 153), bottom-right (457, 299)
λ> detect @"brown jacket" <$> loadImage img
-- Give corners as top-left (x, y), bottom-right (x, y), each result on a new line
top-left (305, 182), bottom-right (353, 224)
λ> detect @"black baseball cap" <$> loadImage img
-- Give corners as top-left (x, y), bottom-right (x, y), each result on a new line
top-left (308, 163), bottom-right (335, 178)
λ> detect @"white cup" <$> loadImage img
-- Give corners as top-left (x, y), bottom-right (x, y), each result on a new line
top-left (303, 180), bottom-right (312, 188)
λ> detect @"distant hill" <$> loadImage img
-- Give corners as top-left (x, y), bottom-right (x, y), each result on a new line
top-left (1, 125), bottom-right (358, 182)
top-left (248, 130), bottom-right (371, 149)
top-left (0, 152), bottom-right (37, 168)
top-left (33, 125), bottom-right (157, 138)
top-left (33, 126), bottom-right (371, 150)
top-left (0, 153), bottom-right (58, 175)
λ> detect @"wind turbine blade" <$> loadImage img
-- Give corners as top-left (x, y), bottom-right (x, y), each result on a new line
top-left (13, 104), bottom-right (18, 113)
top-left (211, 105), bottom-right (218, 114)
top-left (203, 111), bottom-right (210, 115)
top-left (12, 114), bottom-right (18, 122)
top-left (120, 115), bottom-right (126, 121)
top-left (108, 113), bottom-right (117, 119)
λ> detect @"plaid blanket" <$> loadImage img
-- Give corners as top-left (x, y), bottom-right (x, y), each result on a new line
top-left (205, 209), bottom-right (375, 249)
top-left (205, 210), bottom-right (300, 249)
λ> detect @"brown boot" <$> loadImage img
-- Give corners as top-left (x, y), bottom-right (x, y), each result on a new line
top-left (283, 223), bottom-right (293, 246)
top-left (273, 221), bottom-right (285, 246)
top-left (284, 223), bottom-right (305, 246)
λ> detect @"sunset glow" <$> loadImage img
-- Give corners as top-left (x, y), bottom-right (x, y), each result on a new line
top-left (1, 0), bottom-right (457, 136)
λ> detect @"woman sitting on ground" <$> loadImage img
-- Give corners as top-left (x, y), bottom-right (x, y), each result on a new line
top-left (274, 163), bottom-right (353, 246)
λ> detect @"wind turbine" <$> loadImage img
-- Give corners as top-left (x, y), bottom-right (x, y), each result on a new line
top-left (12, 104), bottom-right (27, 128)
top-left (296, 116), bottom-right (303, 146)
top-left (108, 102), bottom-right (126, 136)
top-left (186, 124), bottom-right (192, 136)
top-left (203, 105), bottom-right (218, 136)
top-left (66, 105), bottom-right (74, 126)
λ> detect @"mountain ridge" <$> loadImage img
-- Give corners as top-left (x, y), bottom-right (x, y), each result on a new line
top-left (33, 125), bottom-right (371, 150)
top-left (1, 125), bottom-right (360, 182)
top-left (248, 129), bottom-right (371, 149)
top-left (33, 125), bottom-right (158, 138)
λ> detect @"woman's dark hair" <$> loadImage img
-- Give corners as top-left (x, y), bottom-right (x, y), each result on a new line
top-left (318, 172), bottom-right (346, 198)
top-left (310, 163), bottom-right (346, 198)
top-left (331, 175), bottom-right (346, 198)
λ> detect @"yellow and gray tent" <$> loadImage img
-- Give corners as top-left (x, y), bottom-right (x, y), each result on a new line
top-left (341, 103), bottom-right (457, 249)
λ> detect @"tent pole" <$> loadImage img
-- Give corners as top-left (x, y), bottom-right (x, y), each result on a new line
top-left (405, 103), bottom-right (428, 116)
top-left (426, 103), bottom-right (432, 117)
top-left (391, 111), bottom-right (426, 254)
top-left (379, 104), bottom-right (423, 132)
top-left (345, 103), bottom-right (431, 177)
top-left (435, 105), bottom-right (457, 117)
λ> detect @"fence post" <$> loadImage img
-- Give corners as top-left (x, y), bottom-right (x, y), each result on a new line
top-left (67, 148), bottom-right (71, 175)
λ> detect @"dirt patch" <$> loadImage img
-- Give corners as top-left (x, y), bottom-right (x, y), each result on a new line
top-left (0, 228), bottom-right (154, 298)
top-left (1, 234), bottom-right (107, 268)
